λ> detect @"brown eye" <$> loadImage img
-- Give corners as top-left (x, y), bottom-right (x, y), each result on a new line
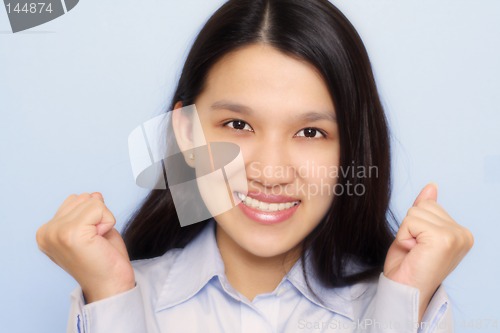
top-left (296, 128), bottom-right (325, 138)
top-left (224, 120), bottom-right (253, 132)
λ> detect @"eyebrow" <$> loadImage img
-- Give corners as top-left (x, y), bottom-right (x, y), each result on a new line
top-left (210, 100), bottom-right (336, 122)
top-left (211, 101), bottom-right (253, 115)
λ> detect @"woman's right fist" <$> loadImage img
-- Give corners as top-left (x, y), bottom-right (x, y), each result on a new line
top-left (36, 192), bottom-right (135, 303)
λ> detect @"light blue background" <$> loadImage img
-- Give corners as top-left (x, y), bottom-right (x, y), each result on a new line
top-left (1, 1), bottom-right (499, 332)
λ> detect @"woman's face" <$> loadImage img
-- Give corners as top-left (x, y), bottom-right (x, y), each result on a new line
top-left (190, 44), bottom-right (339, 259)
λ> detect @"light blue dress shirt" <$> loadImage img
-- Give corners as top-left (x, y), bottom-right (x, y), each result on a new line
top-left (68, 220), bottom-right (452, 332)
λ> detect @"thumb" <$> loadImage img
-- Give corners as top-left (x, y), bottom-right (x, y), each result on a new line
top-left (96, 206), bottom-right (116, 236)
top-left (413, 182), bottom-right (438, 206)
top-left (89, 192), bottom-right (115, 235)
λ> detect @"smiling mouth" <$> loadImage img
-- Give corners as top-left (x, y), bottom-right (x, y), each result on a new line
top-left (236, 192), bottom-right (300, 212)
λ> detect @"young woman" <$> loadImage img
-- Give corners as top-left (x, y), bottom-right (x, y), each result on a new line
top-left (36, 0), bottom-right (473, 332)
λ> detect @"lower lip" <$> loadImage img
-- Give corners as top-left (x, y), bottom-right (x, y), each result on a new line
top-left (235, 194), bottom-right (300, 225)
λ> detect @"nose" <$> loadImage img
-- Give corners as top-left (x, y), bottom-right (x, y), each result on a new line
top-left (246, 137), bottom-right (296, 188)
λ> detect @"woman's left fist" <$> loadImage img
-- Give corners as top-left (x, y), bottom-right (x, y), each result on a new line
top-left (383, 183), bottom-right (474, 321)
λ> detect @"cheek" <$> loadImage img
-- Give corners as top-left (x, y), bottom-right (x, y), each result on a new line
top-left (294, 144), bottom-right (340, 181)
top-left (293, 145), bottom-right (339, 211)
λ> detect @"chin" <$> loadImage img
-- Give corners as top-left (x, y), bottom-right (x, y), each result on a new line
top-left (239, 234), bottom-right (301, 259)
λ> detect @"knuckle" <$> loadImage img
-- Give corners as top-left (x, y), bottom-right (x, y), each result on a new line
top-left (403, 215), bottom-right (418, 226)
top-left (35, 224), bottom-right (47, 248)
top-left (407, 207), bottom-right (419, 217)
top-left (439, 231), bottom-right (457, 250)
top-left (437, 225), bottom-right (473, 251)
top-left (461, 227), bottom-right (475, 248)
top-left (455, 233), bottom-right (467, 248)
top-left (55, 226), bottom-right (75, 248)
top-left (79, 192), bottom-right (92, 200)
top-left (417, 200), bottom-right (434, 211)
top-left (468, 233), bottom-right (475, 248)
top-left (67, 194), bottom-right (78, 200)
top-left (415, 200), bottom-right (427, 209)
top-left (41, 223), bottom-right (60, 250)
top-left (397, 220), bottom-right (407, 232)
top-left (90, 197), bottom-right (105, 210)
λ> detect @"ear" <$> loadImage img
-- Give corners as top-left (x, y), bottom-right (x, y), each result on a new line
top-left (172, 101), bottom-right (196, 168)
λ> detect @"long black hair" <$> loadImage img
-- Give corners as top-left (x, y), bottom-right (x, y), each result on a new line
top-left (123, 0), bottom-right (395, 287)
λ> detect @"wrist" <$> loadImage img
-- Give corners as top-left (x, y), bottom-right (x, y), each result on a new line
top-left (82, 279), bottom-right (136, 303)
top-left (418, 286), bottom-right (439, 322)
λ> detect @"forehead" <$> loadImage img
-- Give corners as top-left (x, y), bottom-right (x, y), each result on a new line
top-left (200, 43), bottom-right (335, 113)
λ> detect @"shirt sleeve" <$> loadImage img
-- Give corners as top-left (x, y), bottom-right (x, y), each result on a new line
top-left (67, 285), bottom-right (147, 333)
top-left (370, 273), bottom-right (452, 333)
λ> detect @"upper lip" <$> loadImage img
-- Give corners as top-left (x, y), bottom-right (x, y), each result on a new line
top-left (237, 191), bottom-right (301, 204)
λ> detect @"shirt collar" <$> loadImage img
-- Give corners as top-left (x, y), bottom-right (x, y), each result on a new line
top-left (155, 219), bottom-right (371, 320)
top-left (285, 251), bottom-right (372, 321)
top-left (156, 219), bottom-right (225, 311)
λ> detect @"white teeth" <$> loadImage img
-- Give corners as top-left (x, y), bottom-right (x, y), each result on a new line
top-left (258, 201), bottom-right (269, 210)
top-left (236, 192), bottom-right (299, 212)
top-left (251, 199), bottom-right (260, 208)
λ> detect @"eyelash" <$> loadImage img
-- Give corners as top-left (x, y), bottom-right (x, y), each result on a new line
top-left (223, 120), bottom-right (254, 132)
top-left (222, 120), bottom-right (327, 139)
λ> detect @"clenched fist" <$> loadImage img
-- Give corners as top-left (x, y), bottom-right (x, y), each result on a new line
top-left (384, 183), bottom-right (474, 321)
top-left (36, 192), bottom-right (135, 303)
